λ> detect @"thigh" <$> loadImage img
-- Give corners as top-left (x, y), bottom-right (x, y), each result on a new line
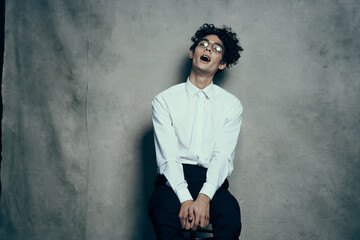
top-left (148, 185), bottom-right (185, 240)
top-left (148, 184), bottom-right (181, 216)
top-left (210, 187), bottom-right (240, 217)
top-left (210, 187), bottom-right (241, 239)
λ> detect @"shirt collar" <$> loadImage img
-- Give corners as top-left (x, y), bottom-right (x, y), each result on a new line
top-left (185, 77), bottom-right (215, 99)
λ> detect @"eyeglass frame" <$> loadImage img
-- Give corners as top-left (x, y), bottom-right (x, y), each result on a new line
top-left (197, 38), bottom-right (224, 54)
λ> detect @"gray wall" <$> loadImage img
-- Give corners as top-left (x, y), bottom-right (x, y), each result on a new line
top-left (1, 0), bottom-right (359, 239)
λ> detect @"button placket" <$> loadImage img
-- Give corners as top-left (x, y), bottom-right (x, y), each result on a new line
top-left (195, 91), bottom-right (205, 155)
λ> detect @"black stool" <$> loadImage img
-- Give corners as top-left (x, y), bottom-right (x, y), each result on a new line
top-left (183, 225), bottom-right (214, 240)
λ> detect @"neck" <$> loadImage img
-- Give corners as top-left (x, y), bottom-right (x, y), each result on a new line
top-left (189, 69), bottom-right (214, 90)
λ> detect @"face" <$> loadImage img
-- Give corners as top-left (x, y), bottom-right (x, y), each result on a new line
top-left (190, 34), bottom-right (227, 75)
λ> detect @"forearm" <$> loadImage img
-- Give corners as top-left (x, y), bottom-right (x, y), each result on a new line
top-left (200, 100), bottom-right (242, 198)
top-left (153, 97), bottom-right (193, 203)
top-left (199, 152), bottom-right (233, 199)
top-left (160, 160), bottom-right (193, 203)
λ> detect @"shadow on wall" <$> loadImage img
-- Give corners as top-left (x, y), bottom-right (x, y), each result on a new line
top-left (139, 55), bottom-right (228, 239)
top-left (140, 128), bottom-right (157, 239)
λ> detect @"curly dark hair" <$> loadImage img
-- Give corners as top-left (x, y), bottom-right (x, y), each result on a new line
top-left (190, 23), bottom-right (243, 68)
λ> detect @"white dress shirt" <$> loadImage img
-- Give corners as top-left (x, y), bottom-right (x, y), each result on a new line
top-left (152, 78), bottom-right (243, 203)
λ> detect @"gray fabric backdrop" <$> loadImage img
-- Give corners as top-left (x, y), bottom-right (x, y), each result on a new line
top-left (1, 0), bottom-right (359, 239)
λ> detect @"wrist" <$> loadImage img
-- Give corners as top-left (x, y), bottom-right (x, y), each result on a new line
top-left (181, 199), bottom-right (193, 205)
top-left (198, 193), bottom-right (211, 203)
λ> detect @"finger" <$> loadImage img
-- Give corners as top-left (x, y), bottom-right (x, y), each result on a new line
top-left (189, 210), bottom-right (195, 230)
top-left (202, 211), bottom-right (209, 227)
top-left (185, 217), bottom-right (191, 230)
top-left (200, 214), bottom-right (207, 228)
top-left (188, 206), bottom-right (194, 222)
top-left (190, 214), bottom-right (195, 230)
top-left (180, 212), bottom-right (188, 229)
top-left (192, 214), bottom-right (200, 231)
top-left (204, 216), bottom-right (209, 227)
top-left (192, 219), bottom-right (199, 231)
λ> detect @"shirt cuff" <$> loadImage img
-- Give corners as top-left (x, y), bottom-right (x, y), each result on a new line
top-left (199, 182), bottom-right (217, 200)
top-left (175, 188), bottom-right (193, 203)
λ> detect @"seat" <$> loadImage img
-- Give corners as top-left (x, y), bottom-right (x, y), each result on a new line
top-left (182, 225), bottom-right (214, 240)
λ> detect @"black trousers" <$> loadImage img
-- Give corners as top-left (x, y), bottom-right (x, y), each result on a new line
top-left (148, 164), bottom-right (241, 240)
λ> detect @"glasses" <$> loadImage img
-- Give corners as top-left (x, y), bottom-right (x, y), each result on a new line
top-left (198, 39), bottom-right (224, 54)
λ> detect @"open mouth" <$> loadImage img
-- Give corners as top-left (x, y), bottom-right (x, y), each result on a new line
top-left (200, 55), bottom-right (211, 62)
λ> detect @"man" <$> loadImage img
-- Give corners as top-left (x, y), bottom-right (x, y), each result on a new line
top-left (148, 23), bottom-right (244, 240)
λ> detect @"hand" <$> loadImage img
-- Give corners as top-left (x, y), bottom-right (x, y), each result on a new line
top-left (188, 193), bottom-right (210, 231)
top-left (179, 200), bottom-right (194, 230)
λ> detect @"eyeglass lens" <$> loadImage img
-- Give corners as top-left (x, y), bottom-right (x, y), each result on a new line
top-left (199, 40), bottom-right (223, 53)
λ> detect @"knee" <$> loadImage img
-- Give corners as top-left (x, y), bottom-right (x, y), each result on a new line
top-left (210, 189), bottom-right (242, 237)
top-left (148, 186), bottom-right (181, 221)
top-left (217, 211), bottom-right (241, 229)
top-left (224, 201), bottom-right (241, 233)
top-left (212, 214), bottom-right (241, 239)
top-left (212, 200), bottom-right (241, 234)
top-left (227, 214), bottom-right (242, 233)
top-left (211, 189), bottom-right (241, 219)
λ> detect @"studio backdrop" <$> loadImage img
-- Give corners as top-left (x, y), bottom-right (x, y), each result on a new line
top-left (1, 0), bottom-right (359, 239)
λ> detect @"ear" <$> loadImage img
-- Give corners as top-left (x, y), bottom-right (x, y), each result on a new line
top-left (218, 62), bottom-right (226, 70)
top-left (189, 51), bottom-right (193, 59)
